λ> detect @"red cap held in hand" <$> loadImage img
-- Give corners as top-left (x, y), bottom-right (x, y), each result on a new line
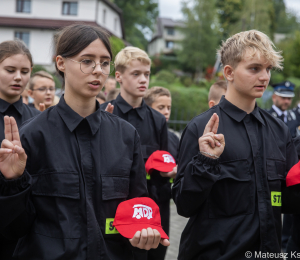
top-left (113, 197), bottom-right (169, 239)
top-left (286, 161), bottom-right (300, 187)
top-left (145, 150), bottom-right (176, 174)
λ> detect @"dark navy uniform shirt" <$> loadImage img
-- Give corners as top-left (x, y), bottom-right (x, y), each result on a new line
top-left (0, 97), bottom-right (39, 142)
top-left (101, 94), bottom-right (169, 203)
top-left (173, 96), bottom-right (300, 260)
top-left (267, 105), bottom-right (300, 138)
top-left (168, 129), bottom-right (179, 163)
top-left (0, 96), bottom-right (148, 260)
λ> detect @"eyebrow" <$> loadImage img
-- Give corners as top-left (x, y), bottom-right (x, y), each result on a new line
top-left (132, 70), bottom-right (151, 73)
top-left (4, 65), bottom-right (30, 70)
top-left (248, 63), bottom-right (272, 67)
top-left (80, 54), bottom-right (111, 59)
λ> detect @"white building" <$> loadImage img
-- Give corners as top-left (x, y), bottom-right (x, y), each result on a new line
top-left (148, 17), bottom-right (185, 57)
top-left (0, 0), bottom-right (125, 70)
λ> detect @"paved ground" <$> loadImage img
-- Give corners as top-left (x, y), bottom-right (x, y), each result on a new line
top-left (165, 201), bottom-right (189, 260)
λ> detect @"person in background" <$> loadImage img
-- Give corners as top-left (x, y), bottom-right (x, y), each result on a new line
top-left (22, 87), bottom-right (29, 105)
top-left (28, 71), bottom-right (55, 111)
top-left (208, 80), bottom-right (227, 108)
top-left (101, 47), bottom-right (169, 260)
top-left (107, 88), bottom-right (120, 102)
top-left (103, 76), bottom-right (117, 95)
top-left (267, 81), bottom-right (299, 138)
top-left (0, 39), bottom-right (40, 260)
top-left (96, 90), bottom-right (106, 104)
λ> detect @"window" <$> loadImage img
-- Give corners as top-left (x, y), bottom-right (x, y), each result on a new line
top-left (15, 32), bottom-right (30, 47)
top-left (16, 0), bottom-right (31, 13)
top-left (62, 2), bottom-right (78, 15)
top-left (166, 41), bottom-right (174, 49)
top-left (166, 27), bottom-right (175, 36)
top-left (103, 9), bottom-right (106, 24)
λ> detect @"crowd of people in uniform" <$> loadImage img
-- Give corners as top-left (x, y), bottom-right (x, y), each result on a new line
top-left (1, 23), bottom-right (300, 260)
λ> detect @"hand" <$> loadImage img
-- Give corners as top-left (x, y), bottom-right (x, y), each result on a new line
top-left (198, 113), bottom-right (225, 159)
top-left (0, 116), bottom-right (27, 179)
top-left (39, 103), bottom-right (45, 112)
top-left (105, 103), bottom-right (114, 114)
top-left (129, 228), bottom-right (170, 250)
top-left (160, 165), bottom-right (177, 179)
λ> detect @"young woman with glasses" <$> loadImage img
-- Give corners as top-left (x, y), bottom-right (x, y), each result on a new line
top-left (0, 24), bottom-right (169, 260)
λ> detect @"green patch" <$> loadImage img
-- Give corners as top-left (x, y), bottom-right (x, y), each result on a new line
top-left (271, 191), bottom-right (282, 207)
top-left (105, 218), bottom-right (119, 234)
top-left (146, 173), bottom-right (151, 180)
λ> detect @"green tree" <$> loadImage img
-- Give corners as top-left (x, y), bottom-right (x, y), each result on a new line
top-left (110, 0), bottom-right (158, 49)
top-left (110, 36), bottom-right (125, 59)
top-left (178, 0), bottom-right (220, 75)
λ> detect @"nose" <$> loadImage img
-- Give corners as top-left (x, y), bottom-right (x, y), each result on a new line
top-left (14, 71), bottom-right (21, 81)
top-left (140, 74), bottom-right (147, 83)
top-left (259, 69), bottom-right (270, 82)
top-left (93, 63), bottom-right (104, 75)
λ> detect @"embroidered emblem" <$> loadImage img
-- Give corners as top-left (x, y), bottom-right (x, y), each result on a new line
top-left (162, 154), bottom-right (175, 163)
top-left (132, 204), bottom-right (153, 220)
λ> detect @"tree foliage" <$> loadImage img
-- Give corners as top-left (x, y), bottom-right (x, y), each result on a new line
top-left (178, 0), bottom-right (220, 74)
top-left (110, 36), bottom-right (125, 59)
top-left (110, 0), bottom-right (158, 49)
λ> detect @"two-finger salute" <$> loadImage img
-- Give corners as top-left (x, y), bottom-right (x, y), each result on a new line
top-left (198, 113), bottom-right (225, 159)
top-left (0, 116), bottom-right (27, 179)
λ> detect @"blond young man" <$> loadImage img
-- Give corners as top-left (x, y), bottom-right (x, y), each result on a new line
top-left (28, 71), bottom-right (55, 111)
top-left (208, 80), bottom-right (227, 108)
top-left (100, 47), bottom-right (169, 260)
top-left (172, 30), bottom-right (300, 259)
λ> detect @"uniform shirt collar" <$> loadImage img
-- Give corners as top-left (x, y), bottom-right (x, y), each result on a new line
top-left (0, 97), bottom-right (24, 115)
top-left (115, 94), bottom-right (147, 120)
top-left (272, 104), bottom-right (287, 117)
top-left (219, 96), bottom-right (265, 126)
top-left (56, 95), bottom-right (101, 135)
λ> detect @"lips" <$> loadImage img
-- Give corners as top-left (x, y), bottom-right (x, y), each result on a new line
top-left (10, 85), bottom-right (21, 90)
top-left (138, 86), bottom-right (146, 91)
top-left (88, 80), bottom-right (101, 89)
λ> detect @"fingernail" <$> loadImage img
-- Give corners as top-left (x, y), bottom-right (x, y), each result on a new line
top-left (215, 135), bottom-right (219, 138)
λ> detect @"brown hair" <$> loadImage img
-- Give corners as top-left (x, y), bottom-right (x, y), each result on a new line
top-left (208, 81), bottom-right (227, 102)
top-left (29, 70), bottom-right (54, 90)
top-left (55, 24), bottom-right (113, 83)
top-left (0, 39), bottom-right (33, 67)
top-left (106, 88), bottom-right (120, 102)
top-left (144, 86), bottom-right (171, 106)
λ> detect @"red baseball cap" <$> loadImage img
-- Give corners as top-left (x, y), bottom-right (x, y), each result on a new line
top-left (145, 150), bottom-right (176, 174)
top-left (113, 197), bottom-right (169, 239)
top-left (287, 161), bottom-right (300, 187)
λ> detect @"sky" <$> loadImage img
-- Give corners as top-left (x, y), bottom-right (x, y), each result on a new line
top-left (159, 0), bottom-right (300, 20)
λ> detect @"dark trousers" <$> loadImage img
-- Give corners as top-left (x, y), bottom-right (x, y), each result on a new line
top-left (285, 237), bottom-right (300, 259)
top-left (0, 239), bottom-right (17, 260)
top-left (282, 214), bottom-right (293, 252)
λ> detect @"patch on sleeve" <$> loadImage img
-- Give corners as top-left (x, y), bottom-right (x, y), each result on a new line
top-left (271, 191), bottom-right (281, 207)
top-left (105, 218), bottom-right (119, 234)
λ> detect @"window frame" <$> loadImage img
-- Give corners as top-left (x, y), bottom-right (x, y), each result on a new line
top-left (16, 0), bottom-right (31, 13)
top-left (62, 1), bottom-right (78, 16)
top-left (15, 31), bottom-right (30, 47)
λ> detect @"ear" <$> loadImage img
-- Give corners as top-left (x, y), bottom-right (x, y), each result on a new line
top-left (27, 89), bottom-right (34, 98)
top-left (115, 71), bottom-right (122, 84)
top-left (209, 100), bottom-right (215, 108)
top-left (223, 65), bottom-right (234, 82)
top-left (56, 55), bottom-right (65, 73)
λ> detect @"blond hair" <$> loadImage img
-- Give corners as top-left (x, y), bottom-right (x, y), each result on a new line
top-left (208, 81), bottom-right (227, 102)
top-left (114, 47), bottom-right (151, 73)
top-left (144, 86), bottom-right (171, 106)
top-left (29, 71), bottom-right (54, 90)
top-left (218, 30), bottom-right (283, 70)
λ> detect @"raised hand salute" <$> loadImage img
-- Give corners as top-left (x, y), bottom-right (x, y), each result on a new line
top-left (0, 116), bottom-right (26, 179)
top-left (198, 113), bottom-right (225, 159)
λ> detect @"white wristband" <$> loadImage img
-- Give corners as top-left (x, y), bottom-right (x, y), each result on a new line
top-left (200, 151), bottom-right (219, 159)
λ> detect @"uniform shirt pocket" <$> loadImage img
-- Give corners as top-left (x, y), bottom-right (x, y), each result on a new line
top-left (31, 171), bottom-right (80, 239)
top-left (209, 159), bottom-right (253, 218)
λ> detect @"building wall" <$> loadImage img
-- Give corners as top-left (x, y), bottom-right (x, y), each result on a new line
top-left (148, 38), bottom-right (165, 56)
top-left (97, 1), bottom-right (122, 38)
top-left (0, 27), bottom-right (55, 66)
top-left (0, 0), bottom-right (97, 21)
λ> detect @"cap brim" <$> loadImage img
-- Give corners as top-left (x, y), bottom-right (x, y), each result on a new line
top-left (274, 91), bottom-right (295, 98)
top-left (149, 164), bottom-right (176, 174)
top-left (114, 223), bottom-right (169, 240)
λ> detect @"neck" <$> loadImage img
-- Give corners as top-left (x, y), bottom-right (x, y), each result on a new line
top-left (64, 89), bottom-right (96, 118)
top-left (0, 93), bottom-right (20, 104)
top-left (225, 88), bottom-right (256, 114)
top-left (120, 89), bottom-right (142, 108)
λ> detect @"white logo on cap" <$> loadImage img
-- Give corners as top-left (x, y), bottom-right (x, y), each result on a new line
top-left (285, 81), bottom-right (290, 87)
top-left (132, 204), bottom-right (153, 220)
top-left (162, 154), bottom-right (175, 164)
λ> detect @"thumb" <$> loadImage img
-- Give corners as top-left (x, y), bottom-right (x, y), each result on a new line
top-left (160, 239), bottom-right (170, 247)
top-left (39, 103), bottom-right (45, 112)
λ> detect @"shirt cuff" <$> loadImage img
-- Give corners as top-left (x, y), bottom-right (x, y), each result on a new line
top-left (0, 170), bottom-right (31, 191)
top-left (197, 152), bottom-right (220, 166)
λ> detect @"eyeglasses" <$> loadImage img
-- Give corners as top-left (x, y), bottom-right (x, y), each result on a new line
top-left (32, 87), bottom-right (56, 93)
top-left (67, 58), bottom-right (114, 75)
